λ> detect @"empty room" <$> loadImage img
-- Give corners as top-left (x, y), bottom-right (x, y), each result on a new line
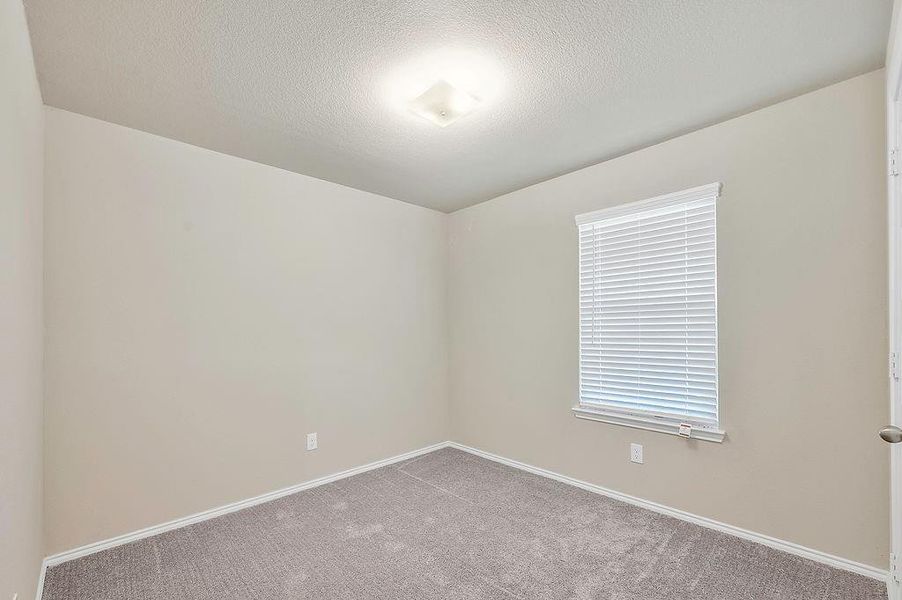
top-left (4, 0), bottom-right (902, 598)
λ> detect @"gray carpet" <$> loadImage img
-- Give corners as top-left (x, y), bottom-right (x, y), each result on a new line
top-left (43, 447), bottom-right (885, 599)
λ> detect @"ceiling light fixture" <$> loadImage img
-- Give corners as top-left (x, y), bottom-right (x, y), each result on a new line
top-left (383, 49), bottom-right (504, 129)
top-left (408, 80), bottom-right (479, 127)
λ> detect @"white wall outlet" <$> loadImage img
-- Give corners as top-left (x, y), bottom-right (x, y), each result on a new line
top-left (630, 443), bottom-right (643, 464)
top-left (306, 432), bottom-right (318, 451)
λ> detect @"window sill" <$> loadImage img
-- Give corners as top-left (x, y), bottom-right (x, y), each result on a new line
top-left (571, 405), bottom-right (726, 443)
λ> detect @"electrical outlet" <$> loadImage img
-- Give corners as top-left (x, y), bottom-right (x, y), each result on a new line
top-left (630, 443), bottom-right (643, 464)
top-left (306, 432), bottom-right (318, 451)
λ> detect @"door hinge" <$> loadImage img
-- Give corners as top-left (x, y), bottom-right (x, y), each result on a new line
top-left (891, 353), bottom-right (899, 381)
top-left (891, 553), bottom-right (901, 584)
top-left (893, 148), bottom-right (900, 177)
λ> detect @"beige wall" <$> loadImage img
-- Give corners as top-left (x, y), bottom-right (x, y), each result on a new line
top-left (0, 0), bottom-right (45, 597)
top-left (43, 108), bottom-right (448, 554)
top-left (448, 70), bottom-right (889, 568)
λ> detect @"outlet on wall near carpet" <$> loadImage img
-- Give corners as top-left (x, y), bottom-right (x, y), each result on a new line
top-left (306, 432), bottom-right (318, 451)
top-left (630, 443), bottom-right (643, 464)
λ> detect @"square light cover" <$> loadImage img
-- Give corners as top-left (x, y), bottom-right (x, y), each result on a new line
top-left (409, 80), bottom-right (479, 127)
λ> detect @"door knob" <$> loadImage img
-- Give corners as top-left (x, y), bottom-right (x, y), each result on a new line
top-left (880, 426), bottom-right (902, 443)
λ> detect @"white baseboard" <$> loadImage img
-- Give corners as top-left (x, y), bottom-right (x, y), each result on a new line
top-left (448, 441), bottom-right (888, 583)
top-left (39, 441), bottom-right (450, 574)
top-left (35, 438), bottom-right (887, 600)
top-left (35, 558), bottom-right (47, 600)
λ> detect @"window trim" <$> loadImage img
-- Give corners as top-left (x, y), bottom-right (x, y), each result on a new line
top-left (572, 404), bottom-right (726, 442)
top-left (573, 182), bottom-right (725, 443)
top-left (574, 183), bottom-right (722, 226)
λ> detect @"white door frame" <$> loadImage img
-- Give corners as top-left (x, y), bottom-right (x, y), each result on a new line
top-left (888, 1), bottom-right (902, 598)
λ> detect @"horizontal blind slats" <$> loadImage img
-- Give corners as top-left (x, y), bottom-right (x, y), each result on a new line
top-left (580, 264), bottom-right (714, 284)
top-left (579, 398), bottom-right (718, 421)
top-left (582, 233), bottom-right (715, 259)
top-left (581, 374), bottom-right (716, 390)
top-left (586, 249), bottom-right (715, 271)
top-left (580, 384), bottom-right (716, 403)
top-left (582, 207), bottom-right (714, 238)
top-left (579, 358), bottom-right (715, 370)
top-left (580, 365), bottom-right (716, 378)
top-left (577, 191), bottom-right (718, 428)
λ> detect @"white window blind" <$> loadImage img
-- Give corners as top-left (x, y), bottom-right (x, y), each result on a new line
top-left (575, 183), bottom-right (721, 439)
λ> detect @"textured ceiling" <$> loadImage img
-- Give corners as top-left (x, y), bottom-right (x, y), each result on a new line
top-left (25, 0), bottom-right (892, 212)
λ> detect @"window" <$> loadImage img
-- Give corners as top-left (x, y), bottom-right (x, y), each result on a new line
top-left (573, 183), bottom-right (724, 442)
